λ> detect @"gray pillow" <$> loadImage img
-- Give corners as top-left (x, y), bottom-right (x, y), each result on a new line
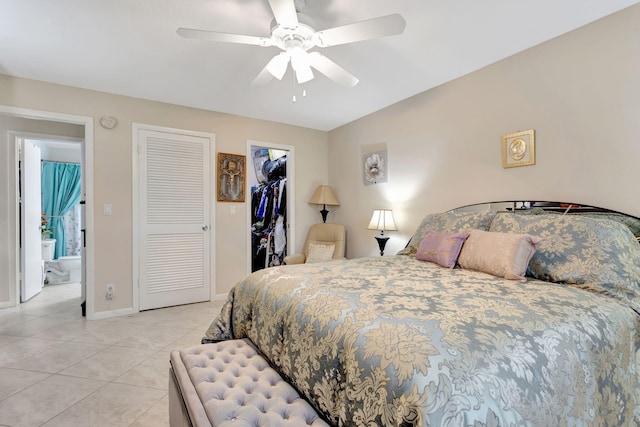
top-left (489, 213), bottom-right (640, 312)
top-left (397, 210), bottom-right (497, 256)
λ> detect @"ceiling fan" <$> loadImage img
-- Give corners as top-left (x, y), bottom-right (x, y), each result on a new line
top-left (177, 0), bottom-right (405, 88)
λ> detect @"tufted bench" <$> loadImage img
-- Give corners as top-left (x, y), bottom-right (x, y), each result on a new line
top-left (169, 339), bottom-right (329, 427)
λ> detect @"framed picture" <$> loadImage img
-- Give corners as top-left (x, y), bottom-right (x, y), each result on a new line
top-left (362, 150), bottom-right (388, 185)
top-left (217, 153), bottom-right (245, 202)
top-left (502, 130), bottom-right (535, 168)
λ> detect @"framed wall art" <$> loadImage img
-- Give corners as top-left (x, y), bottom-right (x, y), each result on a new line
top-left (502, 130), bottom-right (535, 168)
top-left (361, 143), bottom-right (388, 185)
top-left (217, 152), bottom-right (246, 202)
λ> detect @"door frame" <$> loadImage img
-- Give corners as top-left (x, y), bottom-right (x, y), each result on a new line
top-left (245, 140), bottom-right (295, 276)
top-left (0, 105), bottom-right (93, 317)
top-left (132, 123), bottom-right (216, 312)
top-left (14, 133), bottom-right (84, 302)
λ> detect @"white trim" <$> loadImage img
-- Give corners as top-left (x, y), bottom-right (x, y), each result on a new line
top-left (0, 105), bottom-right (94, 319)
top-left (11, 132), bottom-right (83, 144)
top-left (245, 140), bottom-right (295, 276)
top-left (212, 292), bottom-right (229, 302)
top-left (91, 306), bottom-right (136, 320)
top-left (132, 123), bottom-right (216, 313)
top-left (9, 131), bottom-right (83, 306)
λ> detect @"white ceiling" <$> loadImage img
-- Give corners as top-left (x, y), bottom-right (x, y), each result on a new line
top-left (1, 0), bottom-right (637, 131)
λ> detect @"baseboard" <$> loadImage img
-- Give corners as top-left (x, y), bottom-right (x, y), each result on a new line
top-left (91, 306), bottom-right (136, 320)
top-left (213, 293), bottom-right (229, 302)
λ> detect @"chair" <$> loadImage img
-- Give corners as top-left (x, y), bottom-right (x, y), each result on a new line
top-left (284, 223), bottom-right (346, 264)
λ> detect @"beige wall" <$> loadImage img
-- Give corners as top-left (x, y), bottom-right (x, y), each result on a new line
top-left (0, 75), bottom-right (328, 315)
top-left (328, 4), bottom-right (640, 259)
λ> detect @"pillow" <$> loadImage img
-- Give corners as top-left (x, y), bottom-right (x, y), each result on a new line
top-left (305, 241), bottom-right (335, 263)
top-left (457, 229), bottom-right (542, 282)
top-left (397, 210), bottom-right (497, 256)
top-left (416, 231), bottom-right (470, 268)
top-left (489, 214), bottom-right (640, 311)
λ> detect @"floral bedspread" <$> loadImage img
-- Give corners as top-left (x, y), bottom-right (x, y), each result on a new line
top-left (204, 256), bottom-right (640, 426)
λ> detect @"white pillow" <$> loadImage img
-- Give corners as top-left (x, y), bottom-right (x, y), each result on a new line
top-left (305, 241), bottom-right (336, 263)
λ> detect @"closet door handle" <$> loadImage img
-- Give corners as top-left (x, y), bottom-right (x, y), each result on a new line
top-left (202, 225), bottom-right (209, 231)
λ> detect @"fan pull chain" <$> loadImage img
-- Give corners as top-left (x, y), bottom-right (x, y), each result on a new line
top-left (291, 72), bottom-right (307, 103)
top-left (292, 72), bottom-right (296, 102)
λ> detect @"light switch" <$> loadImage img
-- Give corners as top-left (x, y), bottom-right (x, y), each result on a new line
top-left (229, 205), bottom-right (236, 215)
top-left (103, 204), bottom-right (112, 215)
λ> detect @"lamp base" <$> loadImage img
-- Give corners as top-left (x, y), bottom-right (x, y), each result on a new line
top-left (374, 235), bottom-right (390, 256)
top-left (320, 206), bottom-right (329, 223)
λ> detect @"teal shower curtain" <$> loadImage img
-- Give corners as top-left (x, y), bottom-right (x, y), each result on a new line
top-left (42, 162), bottom-right (82, 259)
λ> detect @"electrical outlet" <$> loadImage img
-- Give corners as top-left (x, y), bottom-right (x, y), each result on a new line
top-left (106, 284), bottom-right (114, 300)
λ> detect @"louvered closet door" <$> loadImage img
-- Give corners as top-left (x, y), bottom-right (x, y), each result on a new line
top-left (139, 129), bottom-right (211, 310)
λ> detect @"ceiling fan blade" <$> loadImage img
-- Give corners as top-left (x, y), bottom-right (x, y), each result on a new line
top-left (308, 52), bottom-right (359, 87)
top-left (314, 13), bottom-right (406, 47)
top-left (267, 0), bottom-right (299, 28)
top-left (177, 28), bottom-right (273, 47)
top-left (252, 66), bottom-right (275, 86)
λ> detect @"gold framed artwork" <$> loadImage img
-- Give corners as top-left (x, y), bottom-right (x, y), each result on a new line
top-left (217, 153), bottom-right (245, 202)
top-left (502, 130), bottom-right (535, 168)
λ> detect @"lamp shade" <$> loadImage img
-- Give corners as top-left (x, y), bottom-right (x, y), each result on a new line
top-left (367, 209), bottom-right (398, 231)
top-left (308, 185), bottom-right (340, 206)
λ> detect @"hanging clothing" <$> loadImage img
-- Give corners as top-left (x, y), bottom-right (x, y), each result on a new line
top-left (251, 168), bottom-right (287, 272)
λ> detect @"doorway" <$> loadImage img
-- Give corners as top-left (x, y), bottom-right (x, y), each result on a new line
top-left (18, 136), bottom-right (84, 303)
top-left (246, 140), bottom-right (295, 275)
top-left (0, 106), bottom-right (93, 318)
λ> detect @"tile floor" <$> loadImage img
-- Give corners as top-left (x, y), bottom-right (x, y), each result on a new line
top-left (0, 283), bottom-right (223, 426)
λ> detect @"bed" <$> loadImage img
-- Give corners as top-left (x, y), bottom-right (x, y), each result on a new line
top-left (203, 207), bottom-right (640, 426)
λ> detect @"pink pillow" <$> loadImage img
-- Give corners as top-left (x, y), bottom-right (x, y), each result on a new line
top-left (416, 231), bottom-right (470, 268)
top-left (457, 229), bottom-right (542, 281)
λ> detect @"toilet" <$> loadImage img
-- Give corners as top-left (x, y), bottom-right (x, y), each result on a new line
top-left (46, 255), bottom-right (82, 284)
top-left (41, 239), bottom-right (56, 262)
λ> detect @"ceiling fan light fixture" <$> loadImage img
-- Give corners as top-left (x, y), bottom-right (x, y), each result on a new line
top-left (266, 53), bottom-right (290, 80)
top-left (295, 65), bottom-right (314, 84)
top-left (290, 47), bottom-right (313, 83)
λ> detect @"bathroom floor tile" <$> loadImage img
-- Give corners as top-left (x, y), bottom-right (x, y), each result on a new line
top-left (0, 374), bottom-right (105, 427)
top-left (42, 383), bottom-right (166, 427)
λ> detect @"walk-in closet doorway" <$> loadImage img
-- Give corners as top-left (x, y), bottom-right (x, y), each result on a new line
top-left (246, 140), bottom-right (295, 275)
